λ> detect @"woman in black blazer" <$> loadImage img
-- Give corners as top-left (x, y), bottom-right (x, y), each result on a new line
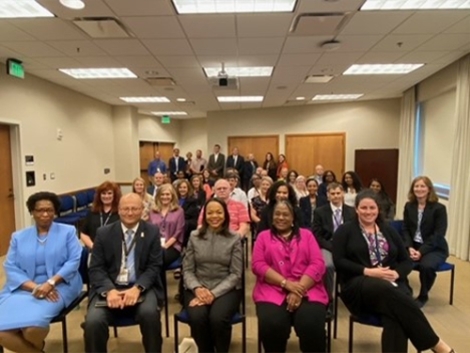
top-left (176, 179), bottom-right (200, 247)
top-left (333, 190), bottom-right (454, 353)
top-left (299, 177), bottom-right (319, 229)
top-left (402, 176), bottom-right (448, 308)
top-left (317, 170), bottom-right (337, 207)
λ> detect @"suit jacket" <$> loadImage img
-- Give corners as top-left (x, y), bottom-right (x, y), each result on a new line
top-left (243, 160), bottom-right (258, 183)
top-left (226, 155), bottom-right (245, 177)
top-left (169, 157), bottom-right (186, 180)
top-left (312, 203), bottom-right (355, 251)
top-left (299, 195), bottom-right (316, 229)
top-left (207, 153), bottom-right (226, 177)
top-left (88, 220), bottom-right (163, 301)
top-left (402, 201), bottom-right (448, 256)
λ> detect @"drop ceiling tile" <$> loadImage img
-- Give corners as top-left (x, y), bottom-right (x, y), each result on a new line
top-left (312, 52), bottom-right (364, 73)
top-left (2, 41), bottom-right (65, 57)
top-left (0, 22), bottom-right (35, 41)
top-left (190, 38), bottom-right (238, 56)
top-left (47, 40), bottom-right (108, 56)
top-left (22, 59), bottom-right (50, 70)
top-left (238, 38), bottom-right (285, 55)
top-left (239, 77), bottom-right (270, 94)
top-left (396, 51), bottom-right (448, 64)
top-left (166, 68), bottom-right (208, 85)
top-left (418, 34), bottom-right (470, 51)
top-left (431, 51), bottom-right (468, 65)
top-left (143, 39), bottom-right (194, 56)
top-left (115, 55), bottom-right (163, 68)
top-left (8, 18), bottom-right (85, 41)
top-left (237, 14), bottom-right (293, 37)
top-left (277, 53), bottom-right (321, 66)
top-left (34, 56), bottom-right (83, 69)
top-left (237, 55), bottom-right (279, 66)
top-left (94, 39), bottom-right (150, 56)
top-left (197, 55), bottom-right (238, 67)
top-left (357, 51), bottom-right (407, 63)
top-left (270, 66), bottom-right (311, 84)
top-left (371, 34), bottom-right (433, 52)
top-left (335, 35), bottom-right (384, 52)
top-left (393, 11), bottom-right (468, 34)
top-left (179, 15), bottom-right (236, 38)
top-left (121, 16), bottom-right (185, 39)
top-left (157, 55), bottom-right (201, 68)
top-left (127, 67), bottom-right (171, 78)
top-left (75, 56), bottom-right (123, 67)
top-left (0, 45), bottom-right (21, 60)
top-left (103, 0), bottom-right (175, 16)
top-left (283, 36), bottom-right (331, 54)
top-left (444, 15), bottom-right (470, 34)
top-left (340, 11), bottom-right (412, 35)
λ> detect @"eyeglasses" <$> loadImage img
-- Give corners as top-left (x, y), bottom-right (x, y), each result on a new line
top-left (119, 207), bottom-right (142, 213)
top-left (34, 208), bottom-right (55, 214)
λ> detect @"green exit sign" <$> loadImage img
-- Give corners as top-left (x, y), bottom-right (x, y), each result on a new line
top-left (161, 115), bottom-right (171, 124)
top-left (7, 59), bottom-right (25, 79)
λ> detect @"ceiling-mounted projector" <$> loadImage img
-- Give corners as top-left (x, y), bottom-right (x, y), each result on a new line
top-left (209, 63), bottom-right (238, 90)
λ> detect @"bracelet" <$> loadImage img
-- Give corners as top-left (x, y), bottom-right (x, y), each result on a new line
top-left (31, 284), bottom-right (41, 295)
top-left (280, 279), bottom-right (287, 288)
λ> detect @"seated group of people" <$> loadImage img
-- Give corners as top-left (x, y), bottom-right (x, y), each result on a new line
top-left (0, 172), bottom-right (456, 353)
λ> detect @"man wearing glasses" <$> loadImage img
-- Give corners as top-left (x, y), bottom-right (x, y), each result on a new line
top-left (84, 193), bottom-right (163, 353)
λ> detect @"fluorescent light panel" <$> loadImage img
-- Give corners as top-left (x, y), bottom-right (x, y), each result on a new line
top-left (172, 0), bottom-right (297, 14)
top-left (343, 64), bottom-right (424, 75)
top-left (59, 68), bottom-right (137, 79)
top-left (361, 0), bottom-right (470, 10)
top-left (151, 111), bottom-right (187, 116)
top-left (217, 96), bottom-right (264, 102)
top-left (120, 97), bottom-right (170, 103)
top-left (313, 94), bottom-right (364, 101)
top-left (204, 67), bottom-right (273, 78)
top-left (0, 0), bottom-right (54, 18)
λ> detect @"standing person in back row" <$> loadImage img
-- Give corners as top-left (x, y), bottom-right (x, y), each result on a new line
top-left (169, 148), bottom-right (186, 183)
top-left (148, 151), bottom-right (167, 181)
top-left (208, 144), bottom-right (225, 180)
top-left (226, 147), bottom-right (245, 183)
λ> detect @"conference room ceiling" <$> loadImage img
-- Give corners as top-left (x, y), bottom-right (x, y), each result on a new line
top-left (0, 0), bottom-right (469, 119)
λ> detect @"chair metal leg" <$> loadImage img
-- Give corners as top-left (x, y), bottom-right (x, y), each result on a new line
top-left (242, 319), bottom-right (247, 353)
top-left (174, 315), bottom-right (179, 353)
top-left (326, 319), bottom-right (331, 353)
top-left (257, 320), bottom-right (262, 353)
top-left (450, 266), bottom-right (455, 305)
top-left (61, 318), bottom-right (68, 353)
top-left (333, 281), bottom-right (339, 339)
top-left (163, 271), bottom-right (170, 337)
top-left (113, 326), bottom-right (118, 338)
top-left (348, 316), bottom-right (354, 353)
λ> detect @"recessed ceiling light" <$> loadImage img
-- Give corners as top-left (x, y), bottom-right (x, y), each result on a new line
top-left (0, 0), bottom-right (54, 18)
top-left (295, 97), bottom-right (306, 101)
top-left (312, 94), bottom-right (364, 101)
top-left (120, 97), bottom-right (170, 103)
top-left (172, 0), bottom-right (297, 14)
top-left (204, 67), bottom-right (274, 78)
top-left (60, 0), bottom-right (85, 10)
top-left (304, 75), bottom-right (334, 83)
top-left (362, 0), bottom-right (470, 10)
top-left (217, 96), bottom-right (264, 102)
top-left (176, 98), bottom-right (187, 102)
top-left (151, 111), bottom-right (188, 116)
top-left (59, 68), bottom-right (137, 79)
top-left (343, 64), bottom-right (424, 75)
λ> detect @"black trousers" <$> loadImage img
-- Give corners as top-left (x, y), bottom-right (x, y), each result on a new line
top-left (163, 246), bottom-right (181, 268)
top-left (413, 244), bottom-right (447, 299)
top-left (84, 291), bottom-right (162, 353)
top-left (344, 277), bottom-right (440, 353)
top-left (184, 289), bottom-right (241, 353)
top-left (256, 299), bottom-right (326, 353)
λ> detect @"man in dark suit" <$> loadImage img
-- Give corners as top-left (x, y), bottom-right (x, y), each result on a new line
top-left (312, 182), bottom-right (355, 299)
top-left (226, 147), bottom-right (245, 181)
top-left (242, 153), bottom-right (258, 191)
top-left (84, 193), bottom-right (163, 353)
top-left (169, 148), bottom-right (186, 182)
top-left (147, 172), bottom-right (164, 198)
top-left (207, 144), bottom-right (225, 180)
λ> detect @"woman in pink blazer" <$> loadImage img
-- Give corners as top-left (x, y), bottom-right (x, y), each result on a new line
top-left (252, 200), bottom-right (328, 353)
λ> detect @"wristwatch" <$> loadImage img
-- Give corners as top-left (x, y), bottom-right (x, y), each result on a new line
top-left (47, 279), bottom-right (56, 287)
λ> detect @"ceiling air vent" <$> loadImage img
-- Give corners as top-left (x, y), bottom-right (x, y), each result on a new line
top-left (73, 17), bottom-right (132, 38)
top-left (146, 78), bottom-right (177, 87)
top-left (290, 13), bottom-right (352, 36)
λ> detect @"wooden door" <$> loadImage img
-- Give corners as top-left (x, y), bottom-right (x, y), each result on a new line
top-left (139, 141), bottom-right (174, 183)
top-left (355, 149), bottom-right (399, 203)
top-left (0, 125), bottom-right (16, 255)
top-left (285, 133), bottom-right (345, 178)
top-left (227, 135), bottom-right (279, 165)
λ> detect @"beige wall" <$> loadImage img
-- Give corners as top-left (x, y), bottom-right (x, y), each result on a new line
top-left (0, 64), bottom-right (115, 227)
top-left (179, 118), bottom-right (208, 157)
top-left (138, 114), bottom-right (181, 144)
top-left (207, 98), bottom-right (401, 170)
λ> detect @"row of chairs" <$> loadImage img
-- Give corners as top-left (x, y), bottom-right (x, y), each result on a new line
top-left (54, 189), bottom-right (95, 226)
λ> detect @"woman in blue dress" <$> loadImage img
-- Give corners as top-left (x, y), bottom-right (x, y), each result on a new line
top-left (0, 192), bottom-right (83, 353)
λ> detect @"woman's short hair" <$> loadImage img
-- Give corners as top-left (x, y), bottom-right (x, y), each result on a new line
top-left (267, 180), bottom-right (298, 206)
top-left (306, 177), bottom-right (319, 187)
top-left (26, 192), bottom-right (61, 214)
top-left (198, 198), bottom-right (231, 238)
top-left (260, 176), bottom-right (273, 185)
top-left (92, 181), bottom-right (121, 213)
top-left (270, 200), bottom-right (300, 240)
top-left (407, 176), bottom-right (439, 203)
top-left (132, 177), bottom-right (146, 193)
top-left (354, 189), bottom-right (385, 223)
top-left (153, 184), bottom-right (180, 212)
top-left (176, 179), bottom-right (194, 198)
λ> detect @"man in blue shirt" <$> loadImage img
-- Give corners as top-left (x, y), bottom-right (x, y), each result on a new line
top-left (148, 151), bottom-right (167, 180)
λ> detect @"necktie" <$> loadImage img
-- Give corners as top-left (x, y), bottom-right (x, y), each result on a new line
top-left (333, 208), bottom-right (342, 232)
top-left (125, 229), bottom-right (136, 283)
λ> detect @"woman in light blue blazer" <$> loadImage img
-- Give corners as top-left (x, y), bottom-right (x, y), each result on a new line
top-left (0, 192), bottom-right (82, 353)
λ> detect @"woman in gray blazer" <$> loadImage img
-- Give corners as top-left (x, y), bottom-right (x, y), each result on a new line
top-left (183, 198), bottom-right (243, 353)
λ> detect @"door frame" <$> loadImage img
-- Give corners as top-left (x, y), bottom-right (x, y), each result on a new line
top-left (0, 118), bottom-right (26, 230)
